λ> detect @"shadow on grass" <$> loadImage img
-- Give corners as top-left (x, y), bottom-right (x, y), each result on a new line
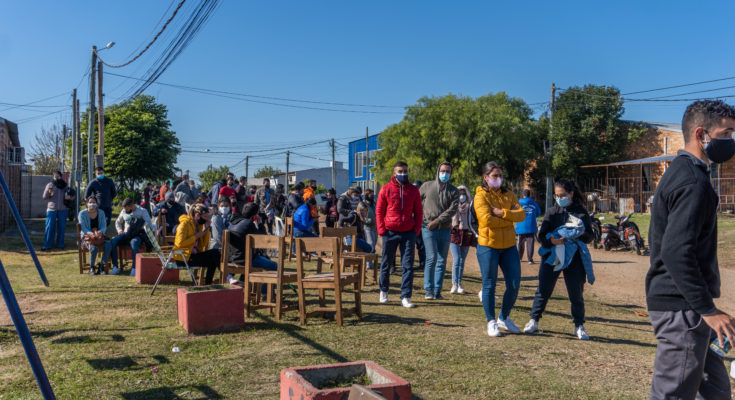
top-left (51, 333), bottom-right (125, 344)
top-left (253, 314), bottom-right (349, 363)
top-left (86, 355), bottom-right (170, 371)
top-left (121, 385), bottom-right (221, 400)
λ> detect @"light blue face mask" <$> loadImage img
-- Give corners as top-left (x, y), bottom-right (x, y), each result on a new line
top-left (97, 174), bottom-right (104, 180)
top-left (556, 197), bottom-right (571, 208)
top-left (438, 172), bottom-right (450, 183)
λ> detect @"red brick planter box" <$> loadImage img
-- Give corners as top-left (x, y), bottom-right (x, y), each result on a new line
top-left (135, 253), bottom-right (179, 284)
top-left (280, 360), bottom-right (411, 400)
top-left (177, 285), bottom-right (244, 334)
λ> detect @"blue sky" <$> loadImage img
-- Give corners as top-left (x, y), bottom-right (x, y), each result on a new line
top-left (2, 1), bottom-right (735, 179)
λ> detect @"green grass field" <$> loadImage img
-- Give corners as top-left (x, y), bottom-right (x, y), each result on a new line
top-left (0, 220), bottom-right (662, 399)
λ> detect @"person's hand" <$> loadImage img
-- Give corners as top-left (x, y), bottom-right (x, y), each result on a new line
top-left (161, 208), bottom-right (167, 214)
top-left (64, 194), bottom-right (71, 200)
top-left (702, 310), bottom-right (735, 349)
top-left (491, 207), bottom-right (505, 218)
top-left (550, 237), bottom-right (565, 245)
top-left (427, 220), bottom-right (439, 230)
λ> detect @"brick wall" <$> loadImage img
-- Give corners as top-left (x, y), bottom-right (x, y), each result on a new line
top-left (0, 120), bottom-right (23, 232)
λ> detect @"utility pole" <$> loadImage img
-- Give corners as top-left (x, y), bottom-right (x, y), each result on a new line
top-left (71, 89), bottom-right (77, 183)
top-left (87, 46), bottom-right (97, 183)
top-left (545, 83), bottom-right (556, 212)
top-left (96, 60), bottom-right (104, 168)
top-left (365, 127), bottom-right (370, 191)
top-left (245, 156), bottom-right (249, 181)
top-left (285, 151), bottom-right (290, 190)
top-left (61, 125), bottom-right (67, 172)
top-left (331, 138), bottom-right (336, 190)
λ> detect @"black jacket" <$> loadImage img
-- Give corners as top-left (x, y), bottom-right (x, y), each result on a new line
top-left (228, 215), bottom-right (266, 265)
top-left (284, 193), bottom-right (303, 218)
top-left (646, 151), bottom-right (719, 315)
top-left (337, 194), bottom-right (358, 227)
top-left (85, 177), bottom-right (116, 209)
top-left (537, 202), bottom-right (593, 261)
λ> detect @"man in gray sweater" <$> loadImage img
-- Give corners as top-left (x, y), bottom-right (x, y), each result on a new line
top-left (419, 161), bottom-right (459, 300)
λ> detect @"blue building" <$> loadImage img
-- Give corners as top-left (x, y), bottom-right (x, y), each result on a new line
top-left (348, 134), bottom-right (380, 191)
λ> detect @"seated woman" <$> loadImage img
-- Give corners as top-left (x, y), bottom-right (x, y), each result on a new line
top-left (173, 204), bottom-right (221, 285)
top-left (78, 196), bottom-right (112, 275)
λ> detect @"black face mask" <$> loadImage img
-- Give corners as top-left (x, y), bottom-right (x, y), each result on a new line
top-left (197, 217), bottom-right (207, 225)
top-left (250, 190), bottom-right (256, 195)
top-left (166, 199), bottom-right (175, 205)
top-left (705, 137), bottom-right (735, 163)
top-left (264, 185), bottom-right (270, 189)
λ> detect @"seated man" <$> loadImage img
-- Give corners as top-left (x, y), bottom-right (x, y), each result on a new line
top-left (293, 197), bottom-right (318, 238)
top-left (152, 191), bottom-right (185, 234)
top-left (110, 198), bottom-right (153, 276)
top-left (228, 203), bottom-right (278, 289)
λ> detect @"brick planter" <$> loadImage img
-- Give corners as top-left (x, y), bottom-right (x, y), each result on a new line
top-left (177, 285), bottom-right (244, 334)
top-left (280, 360), bottom-right (411, 400)
top-left (135, 253), bottom-right (179, 284)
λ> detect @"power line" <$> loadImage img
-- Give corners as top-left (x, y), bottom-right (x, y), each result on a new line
top-left (0, 91), bottom-right (70, 113)
top-left (96, 0), bottom-right (187, 69)
top-left (623, 75), bottom-right (735, 96)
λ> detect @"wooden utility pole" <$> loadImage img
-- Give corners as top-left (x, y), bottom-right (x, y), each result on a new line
top-left (96, 61), bottom-right (104, 168)
top-left (331, 138), bottom-right (336, 190)
top-left (71, 89), bottom-right (77, 183)
top-left (545, 83), bottom-right (556, 212)
top-left (245, 156), bottom-right (249, 181)
top-left (61, 125), bottom-right (67, 172)
top-left (87, 46), bottom-right (97, 183)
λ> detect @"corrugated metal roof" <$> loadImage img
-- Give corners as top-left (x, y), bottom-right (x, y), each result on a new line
top-left (581, 155), bottom-right (676, 168)
top-left (622, 120), bottom-right (682, 133)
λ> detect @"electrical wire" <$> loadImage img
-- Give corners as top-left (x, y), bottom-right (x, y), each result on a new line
top-left (0, 91), bottom-right (71, 113)
top-left (95, 0), bottom-right (187, 69)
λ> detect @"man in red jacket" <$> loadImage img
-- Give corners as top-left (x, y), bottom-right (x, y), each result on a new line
top-left (376, 161), bottom-right (423, 308)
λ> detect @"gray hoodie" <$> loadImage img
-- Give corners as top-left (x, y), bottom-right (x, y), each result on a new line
top-left (419, 162), bottom-right (460, 231)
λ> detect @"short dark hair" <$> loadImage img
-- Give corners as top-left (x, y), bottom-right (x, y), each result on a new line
top-left (242, 202), bottom-right (259, 219)
top-left (226, 172), bottom-right (234, 177)
top-left (54, 170), bottom-right (62, 176)
top-left (86, 196), bottom-right (97, 203)
top-left (523, 189), bottom-right (531, 198)
top-left (394, 161), bottom-right (408, 169)
top-left (306, 196), bottom-right (317, 206)
top-left (263, 178), bottom-right (270, 184)
top-left (294, 182), bottom-right (305, 191)
top-left (682, 100), bottom-right (735, 143)
top-left (309, 179), bottom-right (316, 184)
top-left (95, 166), bottom-right (105, 172)
top-left (364, 188), bottom-right (374, 195)
top-left (327, 188), bottom-right (336, 195)
top-left (218, 197), bottom-right (231, 205)
top-left (122, 198), bottom-right (135, 207)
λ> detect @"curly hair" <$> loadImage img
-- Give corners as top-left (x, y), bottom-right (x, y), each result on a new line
top-left (682, 100), bottom-right (735, 143)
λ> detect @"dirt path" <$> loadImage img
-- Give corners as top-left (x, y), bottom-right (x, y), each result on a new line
top-left (458, 246), bottom-right (735, 315)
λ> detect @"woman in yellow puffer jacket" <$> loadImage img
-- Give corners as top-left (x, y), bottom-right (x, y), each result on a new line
top-left (174, 203), bottom-right (221, 284)
top-left (474, 161), bottom-right (526, 337)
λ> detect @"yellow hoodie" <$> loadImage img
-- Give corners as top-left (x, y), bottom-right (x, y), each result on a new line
top-left (173, 213), bottom-right (211, 261)
top-left (474, 185), bottom-right (526, 249)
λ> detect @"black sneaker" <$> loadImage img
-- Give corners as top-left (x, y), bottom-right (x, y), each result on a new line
top-left (434, 294), bottom-right (445, 300)
top-left (88, 265), bottom-right (96, 275)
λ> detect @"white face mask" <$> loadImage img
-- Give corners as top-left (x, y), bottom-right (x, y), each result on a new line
top-left (459, 194), bottom-right (467, 203)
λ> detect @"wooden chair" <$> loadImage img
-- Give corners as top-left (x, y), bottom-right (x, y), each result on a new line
top-left (155, 214), bottom-right (176, 246)
top-left (218, 230), bottom-right (263, 286)
top-left (320, 226), bottom-right (379, 287)
top-left (295, 237), bottom-right (362, 326)
top-left (243, 235), bottom-right (298, 320)
top-left (283, 217), bottom-right (295, 261)
top-left (76, 224), bottom-right (109, 274)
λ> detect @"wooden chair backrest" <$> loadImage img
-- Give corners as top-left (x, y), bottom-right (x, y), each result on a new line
top-left (76, 224), bottom-right (82, 242)
top-left (221, 229), bottom-right (231, 265)
top-left (284, 217), bottom-right (294, 238)
top-left (320, 226), bottom-right (357, 252)
top-left (295, 237), bottom-right (341, 280)
top-left (245, 234), bottom-right (285, 270)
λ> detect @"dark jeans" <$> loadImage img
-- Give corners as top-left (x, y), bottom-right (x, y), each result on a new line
top-left (379, 230), bottom-right (416, 299)
top-left (101, 207), bottom-right (113, 230)
top-left (415, 231), bottom-right (426, 270)
top-left (179, 249), bottom-right (221, 285)
top-left (517, 233), bottom-right (536, 262)
top-left (110, 233), bottom-right (144, 269)
top-left (529, 251), bottom-right (586, 326)
top-left (649, 310), bottom-right (731, 400)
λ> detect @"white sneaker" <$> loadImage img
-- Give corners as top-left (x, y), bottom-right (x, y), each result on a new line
top-left (401, 298), bottom-right (415, 308)
top-left (449, 284), bottom-right (458, 294)
top-left (457, 283), bottom-right (465, 294)
top-left (425, 291), bottom-right (435, 300)
top-left (498, 318), bottom-right (521, 334)
top-left (228, 277), bottom-right (240, 285)
top-left (523, 319), bottom-right (539, 334)
top-left (109, 267), bottom-right (120, 275)
top-left (487, 320), bottom-right (502, 337)
top-left (575, 325), bottom-right (590, 340)
top-left (379, 291), bottom-right (388, 303)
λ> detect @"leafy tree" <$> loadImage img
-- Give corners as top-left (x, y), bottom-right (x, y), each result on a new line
top-left (373, 93), bottom-right (544, 188)
top-left (73, 95), bottom-right (180, 190)
top-left (198, 164), bottom-right (230, 192)
top-left (30, 125), bottom-right (65, 175)
top-left (550, 85), bottom-right (645, 178)
top-left (254, 165), bottom-right (283, 178)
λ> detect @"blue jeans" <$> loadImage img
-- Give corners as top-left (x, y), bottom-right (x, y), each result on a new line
top-left (44, 209), bottom-right (68, 249)
top-left (364, 227), bottom-right (378, 269)
top-left (422, 228), bottom-right (451, 295)
top-left (476, 244), bottom-right (521, 322)
top-left (450, 243), bottom-right (470, 285)
top-left (110, 233), bottom-right (143, 269)
top-left (253, 255), bottom-right (278, 296)
top-left (85, 241), bottom-right (112, 266)
top-left (345, 236), bottom-right (374, 253)
top-left (379, 230), bottom-right (416, 299)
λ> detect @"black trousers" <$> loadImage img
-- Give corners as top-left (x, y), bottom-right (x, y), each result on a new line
top-left (517, 233), bottom-right (535, 262)
top-left (415, 231), bottom-right (426, 270)
top-left (178, 249), bottom-right (221, 285)
top-left (529, 251), bottom-right (586, 326)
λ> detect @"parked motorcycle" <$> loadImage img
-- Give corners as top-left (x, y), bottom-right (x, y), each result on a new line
top-left (590, 212), bottom-right (602, 249)
top-left (601, 213), bottom-right (644, 255)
